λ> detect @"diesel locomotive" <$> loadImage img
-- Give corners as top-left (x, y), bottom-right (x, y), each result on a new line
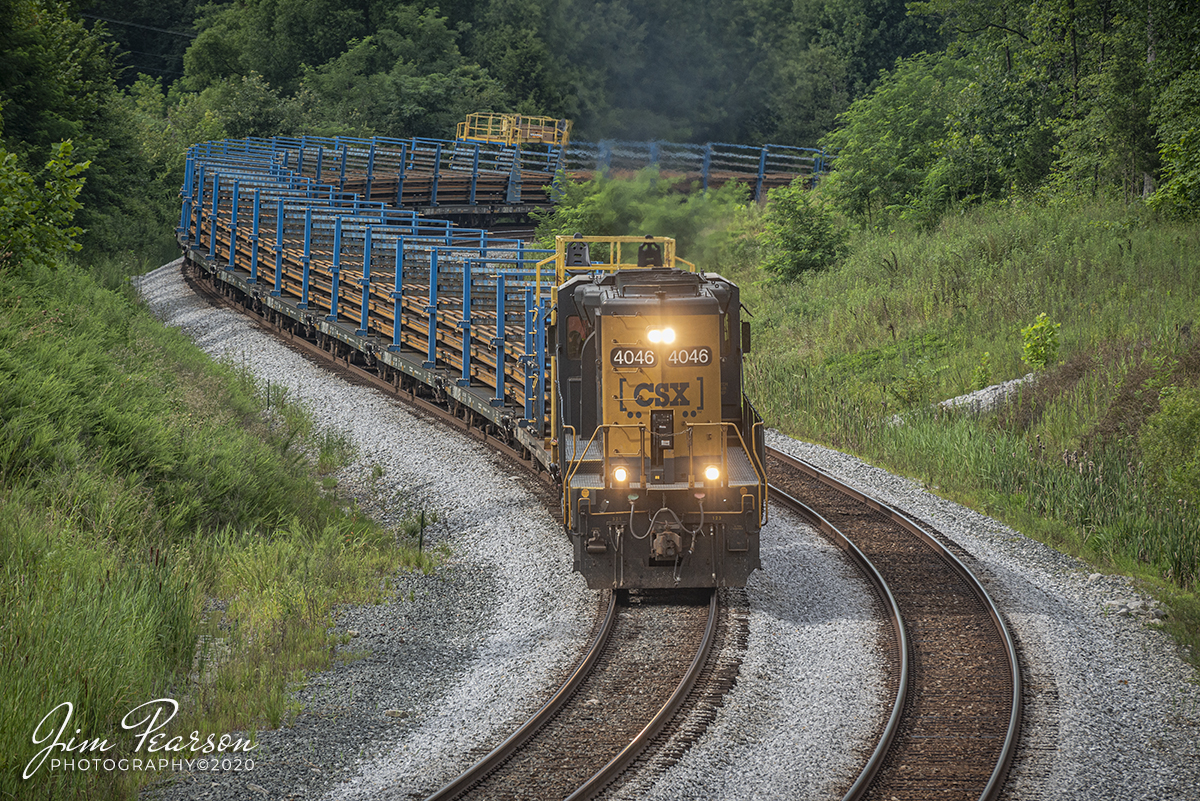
top-left (178, 137), bottom-right (765, 591)
top-left (551, 236), bottom-right (766, 589)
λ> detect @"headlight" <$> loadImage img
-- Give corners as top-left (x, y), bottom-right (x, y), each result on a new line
top-left (647, 327), bottom-right (676, 344)
top-left (613, 466), bottom-right (629, 483)
top-left (704, 465), bottom-right (720, 482)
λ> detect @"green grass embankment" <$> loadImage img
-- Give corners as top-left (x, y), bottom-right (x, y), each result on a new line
top-left (734, 197), bottom-right (1200, 664)
top-left (1, 259), bottom-right (438, 800)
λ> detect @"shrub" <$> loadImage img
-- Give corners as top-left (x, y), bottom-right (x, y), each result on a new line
top-left (1021, 312), bottom-right (1061, 370)
top-left (760, 179), bottom-right (849, 281)
top-left (0, 140), bottom-right (88, 273)
top-left (1140, 385), bottom-right (1200, 507)
top-left (1147, 128), bottom-right (1200, 221)
top-left (533, 168), bottom-right (749, 261)
top-left (972, 351), bottom-right (992, 390)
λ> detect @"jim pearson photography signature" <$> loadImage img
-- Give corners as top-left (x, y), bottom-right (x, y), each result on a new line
top-left (24, 698), bottom-right (256, 779)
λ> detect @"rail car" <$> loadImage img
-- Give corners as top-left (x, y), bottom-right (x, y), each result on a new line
top-left (177, 137), bottom-right (766, 589)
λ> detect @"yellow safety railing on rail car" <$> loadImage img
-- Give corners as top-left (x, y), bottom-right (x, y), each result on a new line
top-left (534, 235), bottom-right (696, 304)
top-left (456, 112), bottom-right (573, 149)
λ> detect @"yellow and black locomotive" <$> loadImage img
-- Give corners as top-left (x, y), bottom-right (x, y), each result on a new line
top-left (551, 236), bottom-right (767, 589)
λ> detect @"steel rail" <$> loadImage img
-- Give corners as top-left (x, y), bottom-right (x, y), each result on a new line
top-left (767, 482), bottom-right (909, 801)
top-left (182, 263), bottom-right (550, 479)
top-left (424, 591), bottom-right (619, 801)
top-left (768, 447), bottom-right (1022, 801)
top-left (565, 589), bottom-right (720, 801)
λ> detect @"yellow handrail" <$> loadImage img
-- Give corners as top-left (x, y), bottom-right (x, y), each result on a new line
top-left (684, 420), bottom-right (769, 527)
top-left (562, 420), bottom-right (767, 527)
top-left (456, 113), bottom-right (572, 149)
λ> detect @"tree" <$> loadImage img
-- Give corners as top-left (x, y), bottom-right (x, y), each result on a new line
top-left (299, 6), bottom-right (505, 138)
top-left (819, 52), bottom-right (970, 226)
top-left (910, 0), bottom-right (1200, 201)
top-left (1, 0), bottom-right (166, 255)
top-left (79, 0), bottom-right (201, 86)
top-left (183, 0), bottom-right (376, 95)
top-left (0, 138), bottom-right (89, 273)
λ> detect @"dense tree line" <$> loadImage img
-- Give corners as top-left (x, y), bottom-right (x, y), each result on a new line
top-left (71, 0), bottom-right (944, 146)
top-left (816, 0), bottom-right (1200, 227)
top-left (1, 0), bottom-right (1197, 267)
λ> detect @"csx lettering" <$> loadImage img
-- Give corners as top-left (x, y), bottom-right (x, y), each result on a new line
top-left (633, 382), bottom-right (690, 407)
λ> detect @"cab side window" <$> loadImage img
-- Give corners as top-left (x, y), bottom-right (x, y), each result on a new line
top-left (566, 315), bottom-right (590, 359)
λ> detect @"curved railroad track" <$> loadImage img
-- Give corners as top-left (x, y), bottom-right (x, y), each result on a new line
top-left (768, 447), bottom-right (1022, 801)
top-left (178, 259), bottom-right (1021, 799)
top-left (182, 257), bottom-right (742, 800)
top-left (426, 589), bottom-right (720, 801)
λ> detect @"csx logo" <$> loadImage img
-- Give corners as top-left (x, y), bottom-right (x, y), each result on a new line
top-left (632, 382), bottom-right (691, 407)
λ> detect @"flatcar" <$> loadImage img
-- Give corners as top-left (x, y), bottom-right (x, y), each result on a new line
top-left (177, 137), bottom-right (766, 591)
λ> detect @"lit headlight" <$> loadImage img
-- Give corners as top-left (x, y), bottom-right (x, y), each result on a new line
top-left (704, 465), bottom-right (721, 482)
top-left (613, 466), bottom-right (629, 483)
top-left (647, 327), bottom-right (676, 344)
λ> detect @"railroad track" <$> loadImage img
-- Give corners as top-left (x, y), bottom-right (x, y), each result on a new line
top-left (177, 260), bottom-right (1020, 799)
top-left (425, 589), bottom-right (722, 801)
top-left (181, 260), bottom-right (745, 799)
top-left (767, 447), bottom-right (1021, 801)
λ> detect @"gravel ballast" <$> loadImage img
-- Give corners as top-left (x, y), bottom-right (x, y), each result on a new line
top-left (136, 258), bottom-right (1199, 800)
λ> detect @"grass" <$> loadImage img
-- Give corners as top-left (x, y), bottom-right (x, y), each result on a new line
top-left (725, 195), bottom-right (1200, 667)
top-left (0, 258), bottom-right (441, 800)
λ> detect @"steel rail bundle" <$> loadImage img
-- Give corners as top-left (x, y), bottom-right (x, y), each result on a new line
top-left (178, 139), bottom-right (562, 465)
top-left (182, 131), bottom-right (828, 220)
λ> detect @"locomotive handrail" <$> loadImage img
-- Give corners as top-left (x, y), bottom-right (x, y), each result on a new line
top-left (684, 420), bottom-right (768, 526)
top-left (562, 418), bottom-right (768, 526)
top-left (535, 235), bottom-right (700, 302)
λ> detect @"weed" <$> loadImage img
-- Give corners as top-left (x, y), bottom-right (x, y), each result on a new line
top-left (1, 263), bottom-right (442, 800)
top-left (732, 196), bottom-right (1200, 661)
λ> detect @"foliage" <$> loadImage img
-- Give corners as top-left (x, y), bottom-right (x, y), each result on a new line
top-left (534, 169), bottom-right (750, 261)
top-left (0, 263), bottom-right (437, 800)
top-left (1140, 386), bottom-right (1200, 510)
top-left (1147, 129), bottom-right (1200, 221)
top-left (78, 0), bottom-right (202, 87)
top-left (972, 350), bottom-right (991, 391)
top-left (200, 72), bottom-right (303, 140)
top-left (732, 196), bottom-right (1200, 598)
top-left (126, 74), bottom-right (227, 190)
top-left (160, 0), bottom-right (949, 146)
top-left (819, 52), bottom-right (970, 226)
top-left (183, 0), bottom-right (375, 95)
top-left (907, 0), bottom-right (1200, 209)
top-left (0, 139), bottom-right (89, 273)
top-left (1021, 312), bottom-right (1061, 370)
top-left (298, 7), bottom-right (506, 139)
top-left (0, 1), bottom-right (181, 260)
top-left (760, 179), bottom-right (850, 280)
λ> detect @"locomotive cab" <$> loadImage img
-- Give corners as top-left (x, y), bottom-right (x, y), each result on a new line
top-left (551, 236), bottom-right (766, 589)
